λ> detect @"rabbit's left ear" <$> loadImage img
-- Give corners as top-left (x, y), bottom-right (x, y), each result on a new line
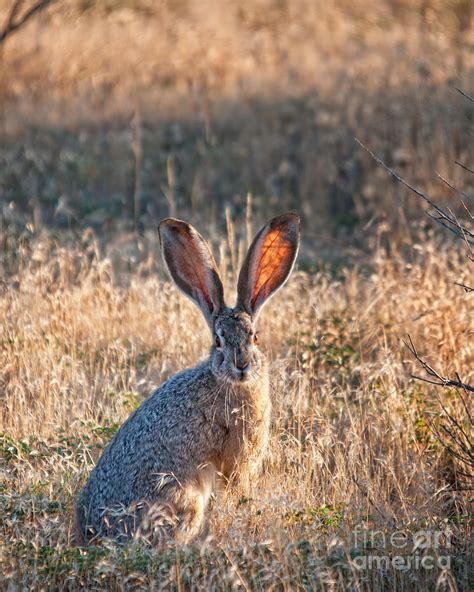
top-left (237, 213), bottom-right (300, 320)
top-left (158, 218), bottom-right (225, 329)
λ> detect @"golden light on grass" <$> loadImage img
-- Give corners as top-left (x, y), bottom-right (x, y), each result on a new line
top-left (1, 227), bottom-right (471, 588)
top-left (0, 0), bottom-right (472, 589)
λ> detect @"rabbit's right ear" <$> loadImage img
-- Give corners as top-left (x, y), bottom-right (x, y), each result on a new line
top-left (158, 219), bottom-right (224, 329)
top-left (237, 213), bottom-right (300, 320)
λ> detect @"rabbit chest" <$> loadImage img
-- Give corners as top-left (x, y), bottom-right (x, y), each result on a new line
top-left (218, 375), bottom-right (271, 481)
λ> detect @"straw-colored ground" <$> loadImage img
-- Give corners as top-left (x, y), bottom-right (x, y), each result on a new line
top-left (0, 1), bottom-right (472, 590)
top-left (1, 225), bottom-right (472, 589)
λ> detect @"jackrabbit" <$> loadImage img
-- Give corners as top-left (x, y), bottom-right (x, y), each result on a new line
top-left (75, 213), bottom-right (300, 545)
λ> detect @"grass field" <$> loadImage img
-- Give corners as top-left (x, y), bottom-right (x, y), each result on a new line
top-left (0, 1), bottom-right (473, 590)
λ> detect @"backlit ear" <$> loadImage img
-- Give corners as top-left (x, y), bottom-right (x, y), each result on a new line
top-left (158, 218), bottom-right (224, 329)
top-left (237, 213), bottom-right (300, 319)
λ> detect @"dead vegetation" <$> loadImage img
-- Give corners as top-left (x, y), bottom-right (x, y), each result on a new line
top-left (1, 222), bottom-right (472, 589)
top-left (0, 0), bottom-right (472, 236)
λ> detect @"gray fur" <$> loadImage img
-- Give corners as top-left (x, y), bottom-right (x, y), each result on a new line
top-left (75, 214), bottom-right (300, 545)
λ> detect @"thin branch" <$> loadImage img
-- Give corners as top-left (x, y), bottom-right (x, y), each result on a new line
top-left (0, 0), bottom-right (53, 44)
top-left (404, 335), bottom-right (474, 393)
top-left (412, 376), bottom-right (474, 455)
top-left (455, 161), bottom-right (474, 175)
top-left (437, 417), bottom-right (472, 455)
top-left (454, 282), bottom-right (474, 293)
top-left (455, 373), bottom-right (473, 424)
top-left (436, 173), bottom-right (473, 203)
top-left (428, 415), bottom-right (473, 460)
top-left (456, 88), bottom-right (474, 102)
top-left (424, 210), bottom-right (473, 252)
top-left (355, 139), bottom-right (474, 246)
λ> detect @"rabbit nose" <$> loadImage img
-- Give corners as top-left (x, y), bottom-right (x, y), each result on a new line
top-left (236, 361), bottom-right (250, 371)
top-left (236, 360), bottom-right (251, 382)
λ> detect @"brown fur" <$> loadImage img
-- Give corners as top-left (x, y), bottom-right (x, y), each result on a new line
top-left (75, 215), bottom-right (299, 545)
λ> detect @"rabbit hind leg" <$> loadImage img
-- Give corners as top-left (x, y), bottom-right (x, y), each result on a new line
top-left (174, 462), bottom-right (216, 544)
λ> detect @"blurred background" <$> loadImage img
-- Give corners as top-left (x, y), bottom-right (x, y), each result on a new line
top-left (1, 6), bottom-right (473, 588)
top-left (0, 0), bottom-right (472, 270)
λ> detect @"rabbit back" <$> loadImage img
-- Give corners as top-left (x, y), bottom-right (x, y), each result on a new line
top-left (75, 362), bottom-right (229, 542)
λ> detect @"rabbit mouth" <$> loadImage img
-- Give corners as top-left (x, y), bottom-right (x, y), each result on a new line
top-left (236, 372), bottom-right (252, 383)
top-left (228, 366), bottom-right (254, 383)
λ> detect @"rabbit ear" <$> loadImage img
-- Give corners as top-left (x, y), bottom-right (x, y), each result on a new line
top-left (237, 213), bottom-right (300, 320)
top-left (158, 218), bottom-right (225, 328)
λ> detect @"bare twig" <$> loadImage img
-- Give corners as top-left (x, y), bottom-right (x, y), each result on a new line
top-left (454, 373), bottom-right (474, 424)
top-left (0, 0), bottom-right (53, 44)
top-left (404, 336), bottom-right (474, 393)
top-left (425, 406), bottom-right (473, 485)
top-left (456, 88), bottom-right (474, 102)
top-left (436, 173), bottom-right (473, 203)
top-left (406, 335), bottom-right (474, 485)
top-left (455, 161), bottom-right (474, 175)
top-left (454, 282), bottom-right (474, 293)
top-left (355, 139), bottom-right (474, 246)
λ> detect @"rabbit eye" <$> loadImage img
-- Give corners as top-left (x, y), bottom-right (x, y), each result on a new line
top-left (253, 333), bottom-right (259, 344)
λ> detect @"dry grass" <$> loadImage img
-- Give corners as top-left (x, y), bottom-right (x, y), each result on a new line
top-left (0, 0), bottom-right (473, 589)
top-left (1, 222), bottom-right (472, 589)
top-left (0, 0), bottom-right (473, 235)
